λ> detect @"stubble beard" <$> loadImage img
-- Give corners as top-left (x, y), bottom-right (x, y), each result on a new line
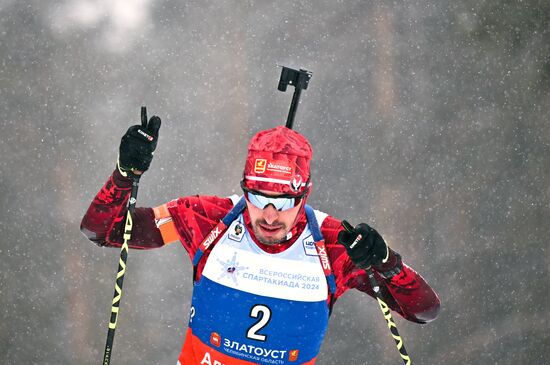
top-left (252, 219), bottom-right (288, 245)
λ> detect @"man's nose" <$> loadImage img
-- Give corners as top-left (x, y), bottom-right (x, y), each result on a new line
top-left (262, 204), bottom-right (279, 224)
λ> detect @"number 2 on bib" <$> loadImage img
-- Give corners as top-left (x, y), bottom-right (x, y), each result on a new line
top-left (246, 304), bottom-right (271, 341)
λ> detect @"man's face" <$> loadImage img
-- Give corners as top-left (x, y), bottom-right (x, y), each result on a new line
top-left (245, 190), bottom-right (303, 245)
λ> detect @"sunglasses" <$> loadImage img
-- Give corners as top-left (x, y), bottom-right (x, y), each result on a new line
top-left (241, 181), bottom-right (308, 212)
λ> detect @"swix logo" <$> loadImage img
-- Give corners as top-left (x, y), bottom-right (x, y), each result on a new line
top-left (201, 226), bottom-right (222, 250)
top-left (210, 332), bottom-right (221, 347)
top-left (137, 129), bottom-right (153, 141)
top-left (289, 349), bottom-right (299, 361)
top-left (315, 241), bottom-right (331, 271)
top-left (254, 159), bottom-right (267, 173)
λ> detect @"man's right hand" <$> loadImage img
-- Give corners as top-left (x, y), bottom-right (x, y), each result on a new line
top-left (118, 115), bottom-right (161, 176)
top-left (338, 220), bottom-right (389, 270)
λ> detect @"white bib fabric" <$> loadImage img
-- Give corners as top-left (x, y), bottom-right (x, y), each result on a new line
top-left (201, 216), bottom-right (328, 302)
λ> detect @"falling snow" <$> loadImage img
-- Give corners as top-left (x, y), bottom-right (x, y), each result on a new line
top-left (1, 1), bottom-right (549, 364)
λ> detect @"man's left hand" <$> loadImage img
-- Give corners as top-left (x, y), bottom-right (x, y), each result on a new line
top-left (338, 220), bottom-right (389, 269)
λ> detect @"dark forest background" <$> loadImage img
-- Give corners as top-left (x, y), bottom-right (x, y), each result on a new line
top-left (1, 1), bottom-right (549, 364)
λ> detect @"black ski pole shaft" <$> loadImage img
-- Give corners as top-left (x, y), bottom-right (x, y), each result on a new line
top-left (102, 106), bottom-right (146, 365)
top-left (366, 268), bottom-right (411, 365)
top-left (286, 87), bottom-right (302, 129)
top-left (342, 221), bottom-right (412, 365)
top-left (277, 66), bottom-right (312, 130)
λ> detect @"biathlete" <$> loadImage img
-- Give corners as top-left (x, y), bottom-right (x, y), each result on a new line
top-left (81, 117), bottom-right (440, 365)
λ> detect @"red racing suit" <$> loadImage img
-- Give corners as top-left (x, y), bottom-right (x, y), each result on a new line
top-left (81, 169), bottom-right (440, 362)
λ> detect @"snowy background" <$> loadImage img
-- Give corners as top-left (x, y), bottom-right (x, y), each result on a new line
top-left (1, 1), bottom-right (549, 364)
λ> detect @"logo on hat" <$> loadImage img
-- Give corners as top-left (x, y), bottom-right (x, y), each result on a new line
top-left (267, 161), bottom-right (293, 175)
top-left (289, 349), bottom-right (299, 361)
top-left (291, 175), bottom-right (303, 192)
top-left (254, 159), bottom-right (267, 173)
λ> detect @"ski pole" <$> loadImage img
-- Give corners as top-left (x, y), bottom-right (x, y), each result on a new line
top-left (277, 65), bottom-right (312, 129)
top-left (341, 220), bottom-right (412, 365)
top-left (102, 106), bottom-right (146, 365)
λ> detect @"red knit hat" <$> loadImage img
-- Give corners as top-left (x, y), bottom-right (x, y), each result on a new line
top-left (243, 126), bottom-right (312, 196)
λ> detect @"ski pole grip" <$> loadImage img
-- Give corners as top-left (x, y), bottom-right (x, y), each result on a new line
top-left (341, 220), bottom-right (354, 233)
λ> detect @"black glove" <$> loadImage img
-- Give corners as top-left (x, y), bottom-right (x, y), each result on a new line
top-left (118, 115), bottom-right (161, 174)
top-left (338, 220), bottom-right (389, 269)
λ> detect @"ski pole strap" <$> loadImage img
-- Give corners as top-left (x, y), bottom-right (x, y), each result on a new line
top-left (304, 205), bottom-right (337, 298)
top-left (192, 197), bottom-right (247, 280)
